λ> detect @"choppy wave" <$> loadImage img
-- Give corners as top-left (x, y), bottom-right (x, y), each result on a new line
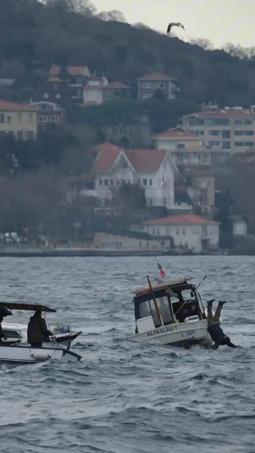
top-left (1, 256), bottom-right (255, 452)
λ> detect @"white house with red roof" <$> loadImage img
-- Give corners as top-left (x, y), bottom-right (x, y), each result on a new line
top-left (153, 127), bottom-right (211, 166)
top-left (0, 99), bottom-right (37, 140)
top-left (140, 214), bottom-right (219, 252)
top-left (182, 105), bottom-right (255, 154)
top-left (137, 72), bottom-right (179, 100)
top-left (93, 143), bottom-right (175, 209)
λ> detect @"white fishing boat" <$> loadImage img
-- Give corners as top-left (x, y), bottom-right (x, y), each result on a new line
top-left (0, 302), bottom-right (82, 363)
top-left (130, 276), bottom-right (212, 347)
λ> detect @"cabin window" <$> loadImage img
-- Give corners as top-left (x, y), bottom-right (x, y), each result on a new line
top-left (139, 300), bottom-right (151, 319)
top-left (150, 300), bottom-right (162, 327)
top-left (156, 296), bottom-right (174, 325)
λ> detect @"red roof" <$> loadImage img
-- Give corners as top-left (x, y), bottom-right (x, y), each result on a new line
top-left (48, 75), bottom-right (63, 83)
top-left (154, 127), bottom-right (199, 140)
top-left (138, 72), bottom-right (177, 81)
top-left (0, 99), bottom-right (36, 112)
top-left (144, 214), bottom-right (218, 226)
top-left (94, 143), bottom-right (167, 174)
top-left (125, 149), bottom-right (167, 172)
top-left (49, 65), bottom-right (90, 77)
top-left (106, 81), bottom-right (129, 89)
top-left (94, 143), bottom-right (121, 173)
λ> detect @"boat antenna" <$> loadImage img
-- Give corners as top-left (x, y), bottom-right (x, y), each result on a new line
top-left (195, 275), bottom-right (207, 290)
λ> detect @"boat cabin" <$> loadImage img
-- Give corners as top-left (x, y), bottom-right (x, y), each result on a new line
top-left (133, 277), bottom-right (207, 334)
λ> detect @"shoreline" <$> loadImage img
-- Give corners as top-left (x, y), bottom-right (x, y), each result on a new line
top-left (0, 248), bottom-right (253, 257)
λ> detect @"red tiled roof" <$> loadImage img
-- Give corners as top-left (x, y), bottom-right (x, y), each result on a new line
top-left (94, 143), bottom-right (121, 173)
top-left (49, 65), bottom-right (90, 77)
top-left (0, 99), bottom-right (36, 112)
top-left (183, 108), bottom-right (255, 119)
top-left (144, 214), bottom-right (218, 226)
top-left (106, 81), bottom-right (129, 89)
top-left (137, 72), bottom-right (177, 81)
top-left (94, 144), bottom-right (167, 174)
top-left (125, 149), bottom-right (167, 172)
top-left (154, 127), bottom-right (199, 140)
top-left (48, 75), bottom-right (63, 83)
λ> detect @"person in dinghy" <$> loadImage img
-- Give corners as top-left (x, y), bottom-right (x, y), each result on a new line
top-left (27, 309), bottom-right (53, 348)
top-left (207, 299), bottom-right (237, 349)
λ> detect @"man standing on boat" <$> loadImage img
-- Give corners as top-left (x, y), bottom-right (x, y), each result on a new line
top-left (27, 310), bottom-right (53, 347)
top-left (207, 300), bottom-right (237, 349)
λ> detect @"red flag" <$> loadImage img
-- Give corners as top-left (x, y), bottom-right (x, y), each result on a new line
top-left (157, 263), bottom-right (166, 278)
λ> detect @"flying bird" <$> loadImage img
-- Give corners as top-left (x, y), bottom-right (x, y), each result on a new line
top-left (167, 22), bottom-right (185, 34)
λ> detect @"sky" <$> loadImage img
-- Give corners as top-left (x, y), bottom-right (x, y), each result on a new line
top-left (91, 0), bottom-right (255, 49)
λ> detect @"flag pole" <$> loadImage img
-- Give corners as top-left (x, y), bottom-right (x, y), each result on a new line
top-left (147, 275), bottom-right (163, 326)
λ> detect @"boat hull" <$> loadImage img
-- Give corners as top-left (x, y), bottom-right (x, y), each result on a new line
top-left (0, 344), bottom-right (81, 364)
top-left (130, 319), bottom-right (212, 347)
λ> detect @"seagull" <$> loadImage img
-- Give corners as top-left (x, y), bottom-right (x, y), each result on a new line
top-left (167, 22), bottom-right (185, 34)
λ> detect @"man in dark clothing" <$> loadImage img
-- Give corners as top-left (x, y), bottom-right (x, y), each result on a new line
top-left (0, 306), bottom-right (12, 341)
top-left (0, 314), bottom-right (6, 341)
top-left (207, 300), bottom-right (237, 349)
top-left (27, 310), bottom-right (53, 347)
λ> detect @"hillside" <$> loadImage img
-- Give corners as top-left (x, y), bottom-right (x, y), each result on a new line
top-left (1, 0), bottom-right (255, 107)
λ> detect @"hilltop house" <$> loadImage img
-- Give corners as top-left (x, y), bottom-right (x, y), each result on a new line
top-left (83, 76), bottom-right (108, 105)
top-left (137, 72), bottom-right (179, 101)
top-left (48, 65), bottom-right (91, 103)
top-left (0, 99), bottom-right (37, 140)
top-left (93, 143), bottom-right (175, 209)
top-left (139, 214), bottom-right (219, 252)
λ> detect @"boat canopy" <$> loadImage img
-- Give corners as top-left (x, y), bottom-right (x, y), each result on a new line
top-left (134, 277), bottom-right (192, 303)
top-left (0, 302), bottom-right (56, 313)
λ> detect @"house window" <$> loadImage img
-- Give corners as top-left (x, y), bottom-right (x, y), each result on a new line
top-left (7, 116), bottom-right (11, 124)
top-left (143, 179), bottom-right (147, 186)
top-left (28, 113), bottom-right (33, 122)
top-left (99, 179), bottom-right (102, 186)
top-left (163, 198), bottom-right (167, 205)
top-left (149, 179), bottom-right (153, 186)
top-left (209, 130), bottom-right (220, 136)
top-left (104, 179), bottom-right (108, 186)
top-left (182, 228), bottom-right (186, 235)
top-left (234, 130), bottom-right (244, 135)
top-left (176, 228), bottom-right (180, 235)
top-left (245, 130), bottom-right (254, 135)
top-left (222, 130), bottom-right (230, 138)
top-left (0, 114), bottom-right (5, 123)
top-left (18, 113), bottom-right (22, 121)
top-left (177, 143), bottom-right (185, 149)
top-left (43, 93), bottom-right (49, 99)
top-left (110, 179), bottom-right (114, 186)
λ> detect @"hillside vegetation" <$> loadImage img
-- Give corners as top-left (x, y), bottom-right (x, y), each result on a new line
top-left (1, 0), bottom-right (255, 107)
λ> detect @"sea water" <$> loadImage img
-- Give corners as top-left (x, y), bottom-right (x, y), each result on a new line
top-left (0, 255), bottom-right (255, 453)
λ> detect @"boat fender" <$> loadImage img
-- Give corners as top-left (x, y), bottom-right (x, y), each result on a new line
top-left (31, 352), bottom-right (51, 362)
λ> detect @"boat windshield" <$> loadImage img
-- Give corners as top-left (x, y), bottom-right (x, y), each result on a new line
top-left (137, 295), bottom-right (174, 328)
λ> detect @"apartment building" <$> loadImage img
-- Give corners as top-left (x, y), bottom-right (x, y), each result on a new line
top-left (0, 99), bottom-right (37, 140)
top-left (153, 127), bottom-right (211, 166)
top-left (182, 105), bottom-right (255, 154)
